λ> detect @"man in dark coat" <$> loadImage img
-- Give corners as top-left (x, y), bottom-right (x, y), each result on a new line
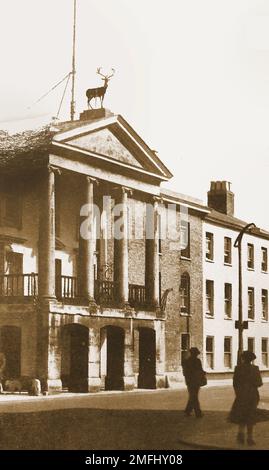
top-left (229, 350), bottom-right (263, 445)
top-left (182, 347), bottom-right (205, 418)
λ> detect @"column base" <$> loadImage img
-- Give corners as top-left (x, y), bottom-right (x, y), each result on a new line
top-left (156, 374), bottom-right (166, 389)
top-left (41, 378), bottom-right (62, 393)
top-left (88, 298), bottom-right (98, 314)
top-left (87, 377), bottom-right (101, 393)
top-left (123, 376), bottom-right (135, 391)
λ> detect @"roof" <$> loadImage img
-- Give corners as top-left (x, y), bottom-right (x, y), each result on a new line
top-left (0, 111), bottom-right (173, 182)
top-left (161, 187), bottom-right (210, 214)
top-left (206, 209), bottom-right (269, 240)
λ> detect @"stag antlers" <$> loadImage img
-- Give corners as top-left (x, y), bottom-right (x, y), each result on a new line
top-left (96, 67), bottom-right (115, 80)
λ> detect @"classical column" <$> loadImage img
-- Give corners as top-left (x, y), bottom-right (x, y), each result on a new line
top-left (79, 176), bottom-right (98, 304)
top-left (114, 187), bottom-right (131, 306)
top-left (123, 321), bottom-right (135, 391)
top-left (155, 321), bottom-right (166, 389)
top-left (87, 326), bottom-right (101, 392)
top-left (145, 197), bottom-right (160, 308)
top-left (38, 166), bottom-right (56, 299)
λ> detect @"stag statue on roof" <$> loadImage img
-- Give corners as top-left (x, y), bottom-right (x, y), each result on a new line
top-left (86, 68), bottom-right (115, 109)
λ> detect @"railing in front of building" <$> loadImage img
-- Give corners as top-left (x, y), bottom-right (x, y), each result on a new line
top-left (94, 279), bottom-right (118, 305)
top-left (128, 283), bottom-right (147, 308)
top-left (0, 273), bottom-right (38, 298)
top-left (0, 274), bottom-right (150, 310)
top-left (56, 275), bottom-right (78, 300)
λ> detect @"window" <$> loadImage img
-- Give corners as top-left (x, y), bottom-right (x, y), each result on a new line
top-left (206, 280), bottom-right (214, 316)
top-left (180, 273), bottom-right (190, 314)
top-left (224, 237), bottom-right (232, 264)
top-left (261, 247), bottom-right (268, 272)
top-left (247, 243), bottom-right (254, 269)
top-left (206, 232), bottom-right (214, 261)
top-left (224, 337), bottom-right (232, 368)
top-left (180, 221), bottom-right (190, 258)
top-left (181, 333), bottom-right (190, 363)
top-left (206, 336), bottom-right (214, 369)
top-left (262, 338), bottom-right (268, 367)
top-left (262, 289), bottom-right (268, 321)
top-left (0, 193), bottom-right (22, 229)
top-left (248, 337), bottom-right (255, 353)
top-left (248, 287), bottom-right (255, 319)
top-left (224, 283), bottom-right (232, 318)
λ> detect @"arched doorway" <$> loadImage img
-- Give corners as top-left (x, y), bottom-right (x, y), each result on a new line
top-left (0, 326), bottom-right (21, 379)
top-left (138, 328), bottom-right (156, 389)
top-left (105, 326), bottom-right (124, 391)
top-left (61, 324), bottom-right (89, 392)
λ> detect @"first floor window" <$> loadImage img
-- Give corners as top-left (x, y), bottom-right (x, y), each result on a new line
top-left (261, 247), bottom-right (268, 272)
top-left (224, 337), bottom-right (232, 368)
top-left (247, 243), bottom-right (254, 269)
top-left (181, 333), bottom-right (190, 364)
top-left (206, 280), bottom-right (214, 316)
top-left (180, 273), bottom-right (190, 314)
top-left (206, 232), bottom-right (214, 261)
top-left (262, 338), bottom-right (268, 367)
top-left (224, 283), bottom-right (232, 318)
top-left (206, 336), bottom-right (214, 369)
top-left (262, 289), bottom-right (268, 321)
top-left (248, 287), bottom-right (255, 319)
top-left (224, 237), bottom-right (232, 264)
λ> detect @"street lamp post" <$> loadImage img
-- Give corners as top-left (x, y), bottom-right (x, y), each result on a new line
top-left (234, 223), bottom-right (256, 365)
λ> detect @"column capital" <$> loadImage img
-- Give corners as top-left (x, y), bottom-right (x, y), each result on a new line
top-left (113, 186), bottom-right (133, 198)
top-left (152, 195), bottom-right (164, 205)
top-left (85, 176), bottom-right (99, 186)
top-left (47, 164), bottom-right (61, 176)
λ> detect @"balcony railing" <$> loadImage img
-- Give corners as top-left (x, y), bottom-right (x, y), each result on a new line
top-left (0, 274), bottom-right (38, 298)
top-left (129, 283), bottom-right (147, 308)
top-left (56, 275), bottom-right (78, 299)
top-left (95, 280), bottom-right (117, 305)
top-left (0, 274), bottom-right (149, 310)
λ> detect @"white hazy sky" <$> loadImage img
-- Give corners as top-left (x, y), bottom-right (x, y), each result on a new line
top-left (1, 0), bottom-right (269, 229)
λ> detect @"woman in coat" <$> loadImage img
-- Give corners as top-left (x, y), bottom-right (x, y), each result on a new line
top-left (229, 350), bottom-right (263, 445)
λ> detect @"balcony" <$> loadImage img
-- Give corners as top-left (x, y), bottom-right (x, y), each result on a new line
top-left (0, 274), bottom-right (38, 300)
top-left (0, 274), bottom-right (150, 310)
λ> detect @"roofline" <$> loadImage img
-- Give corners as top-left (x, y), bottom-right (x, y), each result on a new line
top-left (52, 114), bottom-right (173, 180)
top-left (52, 141), bottom-right (170, 182)
top-left (205, 214), bottom-right (269, 241)
top-left (161, 194), bottom-right (210, 215)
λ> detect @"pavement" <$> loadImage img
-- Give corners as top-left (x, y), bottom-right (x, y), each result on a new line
top-left (0, 380), bottom-right (269, 450)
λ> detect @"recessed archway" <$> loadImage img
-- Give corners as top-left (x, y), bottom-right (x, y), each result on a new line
top-left (103, 326), bottom-right (125, 391)
top-left (0, 325), bottom-right (21, 379)
top-left (61, 324), bottom-right (89, 392)
top-left (138, 328), bottom-right (156, 389)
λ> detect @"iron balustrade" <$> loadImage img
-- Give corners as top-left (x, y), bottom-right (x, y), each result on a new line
top-left (128, 283), bottom-right (146, 308)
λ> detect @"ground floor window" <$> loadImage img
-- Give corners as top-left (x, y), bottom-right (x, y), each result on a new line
top-left (224, 337), bottom-right (232, 369)
top-left (262, 338), bottom-right (268, 367)
top-left (206, 336), bottom-right (214, 369)
top-left (181, 333), bottom-right (190, 363)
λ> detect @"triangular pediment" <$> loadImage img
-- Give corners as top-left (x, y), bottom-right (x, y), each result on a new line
top-left (68, 128), bottom-right (143, 169)
top-left (52, 114), bottom-right (173, 181)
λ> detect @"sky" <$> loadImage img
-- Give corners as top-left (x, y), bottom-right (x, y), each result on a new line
top-left (1, 0), bottom-right (269, 228)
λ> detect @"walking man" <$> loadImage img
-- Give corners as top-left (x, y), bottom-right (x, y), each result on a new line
top-left (182, 347), bottom-right (206, 418)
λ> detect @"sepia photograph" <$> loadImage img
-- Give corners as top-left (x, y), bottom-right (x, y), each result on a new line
top-left (1, 0), bottom-right (269, 462)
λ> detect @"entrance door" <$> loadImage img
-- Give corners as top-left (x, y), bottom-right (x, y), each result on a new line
top-left (138, 328), bottom-right (156, 389)
top-left (106, 326), bottom-right (124, 390)
top-left (0, 326), bottom-right (21, 378)
top-left (6, 252), bottom-right (23, 296)
top-left (61, 324), bottom-right (89, 392)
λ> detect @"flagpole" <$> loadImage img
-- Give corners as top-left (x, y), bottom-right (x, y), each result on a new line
top-left (70, 0), bottom-right (77, 121)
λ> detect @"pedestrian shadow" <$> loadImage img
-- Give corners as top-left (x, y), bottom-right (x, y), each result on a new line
top-left (256, 408), bottom-right (269, 422)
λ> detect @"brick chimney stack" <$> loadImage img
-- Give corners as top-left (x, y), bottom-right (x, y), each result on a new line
top-left (207, 181), bottom-right (234, 216)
